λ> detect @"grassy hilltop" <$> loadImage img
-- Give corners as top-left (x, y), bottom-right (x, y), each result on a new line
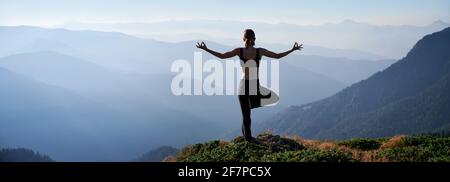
top-left (166, 133), bottom-right (450, 162)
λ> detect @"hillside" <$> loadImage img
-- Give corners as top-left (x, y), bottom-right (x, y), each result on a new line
top-left (133, 146), bottom-right (179, 162)
top-left (258, 27), bottom-right (450, 139)
top-left (284, 55), bottom-right (396, 84)
top-left (173, 133), bottom-right (450, 162)
top-left (0, 148), bottom-right (54, 162)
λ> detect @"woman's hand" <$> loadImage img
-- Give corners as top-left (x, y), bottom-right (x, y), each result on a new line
top-left (196, 41), bottom-right (208, 50)
top-left (292, 42), bottom-right (303, 51)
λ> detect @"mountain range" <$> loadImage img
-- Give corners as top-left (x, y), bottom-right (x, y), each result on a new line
top-left (60, 19), bottom-right (450, 59)
top-left (0, 26), bottom-right (393, 126)
top-left (0, 25), bottom-right (424, 161)
top-left (258, 27), bottom-right (450, 139)
top-left (0, 65), bottom-right (223, 161)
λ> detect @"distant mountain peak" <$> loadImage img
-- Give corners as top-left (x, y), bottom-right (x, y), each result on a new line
top-left (342, 19), bottom-right (358, 24)
top-left (430, 20), bottom-right (449, 26)
top-left (339, 19), bottom-right (370, 26)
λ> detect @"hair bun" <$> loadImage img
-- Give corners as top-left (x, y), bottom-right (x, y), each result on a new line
top-left (243, 29), bottom-right (256, 47)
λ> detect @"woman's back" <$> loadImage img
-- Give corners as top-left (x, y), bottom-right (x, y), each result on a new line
top-left (239, 47), bottom-right (261, 80)
top-left (239, 47), bottom-right (259, 61)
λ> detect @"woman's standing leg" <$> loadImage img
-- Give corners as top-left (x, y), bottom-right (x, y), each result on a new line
top-left (239, 95), bottom-right (252, 141)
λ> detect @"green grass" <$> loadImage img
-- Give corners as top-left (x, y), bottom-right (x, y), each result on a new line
top-left (261, 149), bottom-right (356, 162)
top-left (376, 135), bottom-right (450, 162)
top-left (338, 138), bottom-right (386, 151)
top-left (174, 133), bottom-right (450, 162)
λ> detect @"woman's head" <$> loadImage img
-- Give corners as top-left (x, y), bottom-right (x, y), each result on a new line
top-left (243, 29), bottom-right (256, 48)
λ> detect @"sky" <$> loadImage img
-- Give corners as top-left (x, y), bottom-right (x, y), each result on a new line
top-left (0, 0), bottom-right (449, 26)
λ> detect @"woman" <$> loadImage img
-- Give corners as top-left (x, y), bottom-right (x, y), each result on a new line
top-left (196, 29), bottom-right (302, 141)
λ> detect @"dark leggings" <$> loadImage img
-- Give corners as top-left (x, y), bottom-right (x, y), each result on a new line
top-left (239, 95), bottom-right (252, 141)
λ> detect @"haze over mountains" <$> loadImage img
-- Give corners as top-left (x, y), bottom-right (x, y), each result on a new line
top-left (0, 22), bottom-right (445, 161)
top-left (0, 64), bottom-right (224, 161)
top-left (60, 19), bottom-right (450, 59)
top-left (258, 27), bottom-right (450, 139)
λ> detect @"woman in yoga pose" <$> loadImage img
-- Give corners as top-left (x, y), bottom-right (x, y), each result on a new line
top-left (196, 29), bottom-right (302, 141)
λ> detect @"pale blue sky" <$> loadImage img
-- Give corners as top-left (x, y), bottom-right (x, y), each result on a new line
top-left (1, 0), bottom-right (449, 26)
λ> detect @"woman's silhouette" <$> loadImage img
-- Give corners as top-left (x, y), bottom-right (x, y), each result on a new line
top-left (196, 29), bottom-right (302, 141)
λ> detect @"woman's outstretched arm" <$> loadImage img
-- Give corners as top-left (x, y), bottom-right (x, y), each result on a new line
top-left (260, 42), bottom-right (303, 59)
top-left (196, 41), bottom-right (239, 59)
